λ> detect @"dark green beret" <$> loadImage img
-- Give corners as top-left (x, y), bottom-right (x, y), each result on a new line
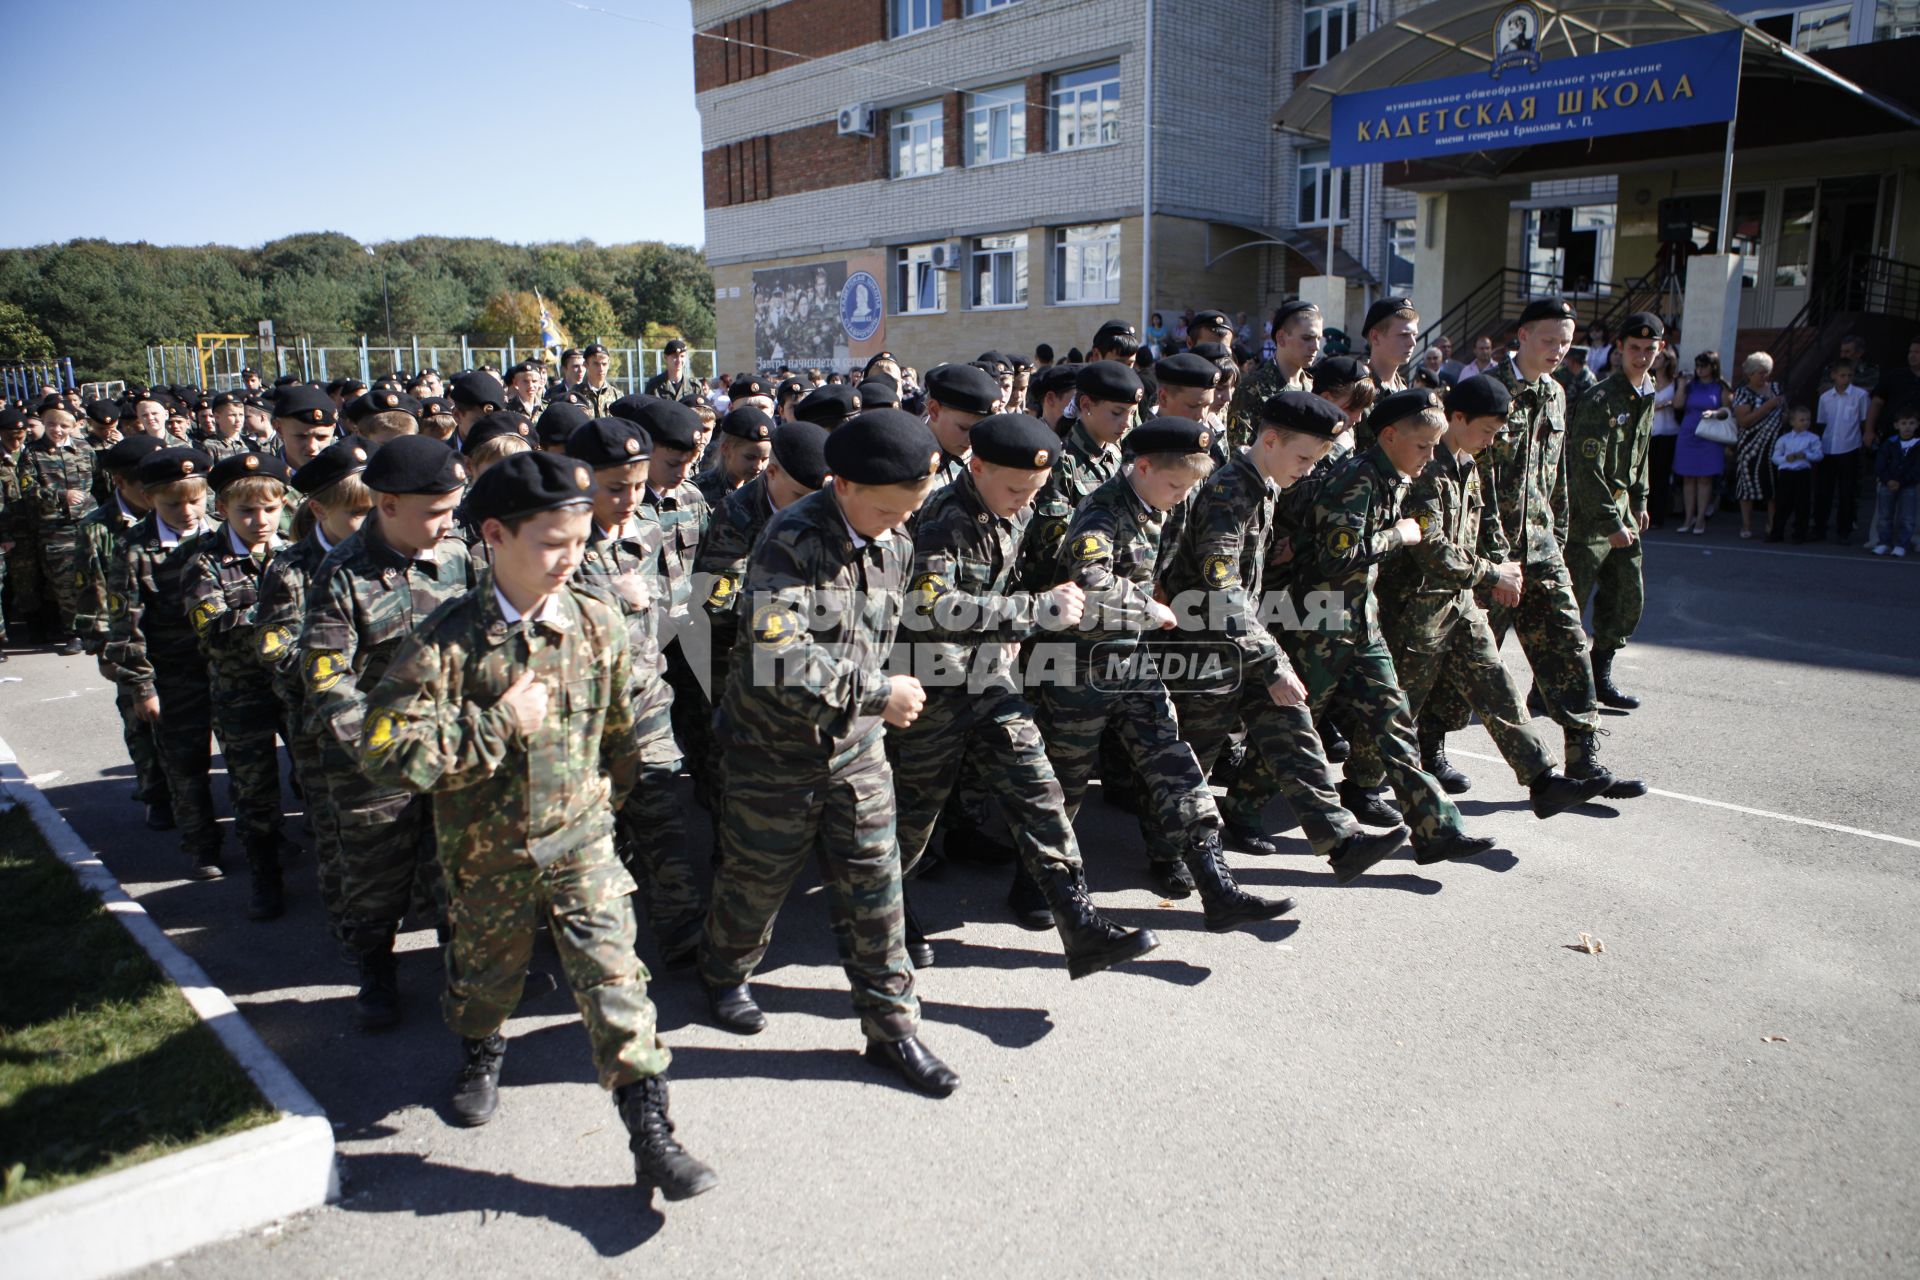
top-left (967, 413), bottom-right (1059, 470)
top-left (291, 437), bottom-right (372, 496)
top-left (464, 451), bottom-right (596, 524)
top-left (210, 451), bottom-right (292, 492)
top-left (824, 409), bottom-right (940, 484)
top-left (366, 434), bottom-right (469, 495)
top-left (566, 416), bottom-right (652, 467)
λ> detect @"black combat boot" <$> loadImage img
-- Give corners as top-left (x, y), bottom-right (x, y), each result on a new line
top-left (617, 1076), bottom-right (718, 1200)
top-left (1006, 863), bottom-right (1052, 930)
top-left (1038, 865), bottom-right (1160, 979)
top-left (1419, 726), bottom-right (1471, 795)
top-left (1318, 720), bottom-right (1351, 764)
top-left (243, 836), bottom-right (285, 921)
top-left (1337, 779), bottom-right (1404, 828)
top-left (1591, 648), bottom-right (1641, 710)
top-left (903, 895), bottom-right (935, 968)
top-left (1412, 830), bottom-right (1498, 865)
top-left (145, 800), bottom-right (176, 831)
top-left (1147, 859), bottom-right (1195, 899)
top-left (350, 930), bottom-right (401, 1030)
top-left (1327, 824), bottom-right (1409, 885)
top-left (1208, 736), bottom-right (1248, 789)
top-left (449, 1033), bottom-right (506, 1127)
top-left (1528, 768), bottom-right (1613, 818)
top-left (1184, 830), bottom-right (1295, 932)
top-left (942, 816), bottom-right (1017, 866)
top-left (1222, 818), bottom-right (1281, 857)
top-left (187, 844), bottom-right (225, 881)
top-left (1565, 727), bottom-right (1647, 799)
top-left (704, 982), bottom-right (767, 1034)
top-left (864, 1036), bottom-right (960, 1097)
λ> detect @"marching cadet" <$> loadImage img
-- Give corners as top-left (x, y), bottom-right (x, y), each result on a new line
top-left (0, 408), bottom-right (33, 654)
top-left (1354, 297), bottom-right (1420, 449)
top-left (203, 392), bottom-right (250, 460)
top-left (83, 400), bottom-right (123, 505)
top-left (1030, 364), bottom-right (1079, 433)
top-left (923, 364), bottom-right (1000, 488)
top-left (1153, 353), bottom-right (1225, 464)
top-left (1013, 361), bottom-right (1140, 592)
top-left (1284, 389), bottom-right (1495, 865)
top-left (1342, 376), bottom-right (1612, 820)
top-left (1564, 312), bottom-right (1663, 711)
top-left (23, 401), bottom-right (98, 653)
top-left (697, 410), bottom-right (961, 1099)
top-left (107, 447), bottom-right (224, 878)
top-left (75, 435), bottom-right (171, 828)
top-left (889, 412), bottom-right (1162, 974)
top-left (564, 415), bottom-right (705, 969)
top-left (302, 436), bottom-right (476, 1029)
top-left (691, 405), bottom-right (773, 506)
top-left (1032, 416), bottom-right (1297, 924)
top-left (503, 361), bottom-right (546, 419)
top-left (358, 450), bottom-right (716, 1203)
top-left (256, 437), bottom-right (375, 942)
top-left (1228, 301), bottom-right (1324, 446)
top-left (184, 453), bottom-right (293, 919)
top-left (1158, 392), bottom-right (1408, 883)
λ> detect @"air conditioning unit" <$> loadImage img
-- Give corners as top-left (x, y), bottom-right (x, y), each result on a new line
top-left (929, 240), bottom-right (964, 271)
top-left (836, 102), bottom-right (877, 136)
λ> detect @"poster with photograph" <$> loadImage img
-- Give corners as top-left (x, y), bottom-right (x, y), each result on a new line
top-left (753, 262), bottom-right (846, 369)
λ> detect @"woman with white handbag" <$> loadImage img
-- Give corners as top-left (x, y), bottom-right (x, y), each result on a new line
top-left (1674, 350), bottom-right (1735, 534)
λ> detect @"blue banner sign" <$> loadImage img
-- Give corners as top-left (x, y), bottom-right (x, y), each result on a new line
top-left (1329, 28), bottom-right (1742, 167)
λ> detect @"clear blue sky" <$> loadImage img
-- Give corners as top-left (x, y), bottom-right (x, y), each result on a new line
top-left (0, 0), bottom-right (705, 249)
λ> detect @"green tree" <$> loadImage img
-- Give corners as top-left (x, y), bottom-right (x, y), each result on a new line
top-left (0, 300), bottom-right (55, 361)
top-left (557, 288), bottom-right (621, 344)
top-left (475, 290), bottom-right (556, 343)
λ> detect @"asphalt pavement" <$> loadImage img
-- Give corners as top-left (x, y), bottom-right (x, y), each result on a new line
top-left (2, 521), bottom-right (1916, 1278)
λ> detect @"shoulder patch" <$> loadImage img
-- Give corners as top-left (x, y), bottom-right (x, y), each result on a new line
top-left (259, 623), bottom-right (295, 658)
top-left (189, 599), bottom-right (224, 635)
top-left (306, 649), bottom-right (348, 693)
top-left (909, 570), bottom-right (948, 610)
top-left (1581, 438), bottom-right (1603, 459)
top-left (1202, 554), bottom-right (1238, 588)
top-left (750, 603), bottom-right (803, 648)
top-left (1071, 532), bottom-right (1112, 562)
top-left (1414, 511), bottom-right (1435, 534)
top-left (705, 574), bottom-right (736, 608)
top-left (365, 709), bottom-right (401, 755)
top-left (1325, 526), bottom-right (1357, 555)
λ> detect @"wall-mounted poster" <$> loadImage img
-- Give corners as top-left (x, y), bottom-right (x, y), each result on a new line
top-left (752, 255), bottom-right (887, 372)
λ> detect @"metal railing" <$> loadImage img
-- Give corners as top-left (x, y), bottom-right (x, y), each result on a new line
top-left (1412, 268), bottom-right (1619, 371)
top-left (1754, 254), bottom-right (1920, 404)
top-left (145, 336), bottom-right (720, 393)
top-left (3, 358), bottom-right (78, 402)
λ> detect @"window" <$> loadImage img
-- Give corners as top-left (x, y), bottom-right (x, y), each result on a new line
top-left (891, 101), bottom-right (944, 178)
top-left (1052, 224), bottom-right (1120, 304)
top-left (965, 0), bottom-right (1018, 13)
top-left (966, 83), bottom-right (1027, 166)
top-left (1049, 63), bottom-right (1120, 151)
top-left (1303, 0), bottom-right (1361, 69)
top-left (890, 0), bottom-right (940, 38)
top-left (1879, 0), bottom-right (1920, 41)
top-left (893, 244), bottom-right (948, 315)
top-left (1753, 3), bottom-right (1852, 50)
top-left (970, 234), bottom-right (1028, 309)
top-left (1296, 146), bottom-right (1349, 225)
top-left (1386, 218), bottom-right (1416, 294)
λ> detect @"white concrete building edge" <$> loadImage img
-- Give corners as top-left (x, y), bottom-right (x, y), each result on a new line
top-left (0, 737), bottom-right (337, 1280)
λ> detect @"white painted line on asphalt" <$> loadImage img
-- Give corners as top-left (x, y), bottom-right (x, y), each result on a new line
top-left (1648, 539), bottom-right (1910, 564)
top-left (1450, 747), bottom-right (1919, 848)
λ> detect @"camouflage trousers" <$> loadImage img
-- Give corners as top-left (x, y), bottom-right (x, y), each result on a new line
top-left (1175, 682), bottom-right (1358, 857)
top-left (108, 669), bottom-right (170, 807)
top-left (699, 730), bottom-right (917, 1043)
top-left (1349, 600), bottom-right (1555, 790)
top-left (207, 666), bottom-right (283, 846)
top-left (1425, 557), bottom-right (1600, 735)
top-left (1564, 536), bottom-right (1644, 653)
top-left (614, 684), bottom-right (705, 947)
top-left (283, 720), bottom-right (345, 935)
top-left (146, 651), bottom-right (219, 858)
top-left (36, 523), bottom-right (83, 633)
top-left (1286, 630), bottom-right (1462, 842)
top-left (889, 688), bottom-right (1082, 881)
top-left (320, 740), bottom-right (443, 942)
top-left (441, 829), bottom-right (668, 1090)
top-left (664, 639), bottom-right (716, 810)
top-left (4, 530), bottom-right (41, 633)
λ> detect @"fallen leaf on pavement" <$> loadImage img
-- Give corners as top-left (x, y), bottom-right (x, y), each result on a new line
top-left (1574, 932), bottom-right (1605, 954)
top-left (1761, 1035), bottom-right (1789, 1044)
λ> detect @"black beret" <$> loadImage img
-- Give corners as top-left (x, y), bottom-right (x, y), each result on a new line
top-left (346, 389), bottom-right (421, 423)
top-left (0, 407), bottom-right (23, 431)
top-left (1272, 298), bottom-right (1319, 330)
top-left (505, 361), bottom-right (539, 379)
top-left (365, 434), bottom-right (469, 495)
top-left (36, 393), bottom-right (67, 415)
top-left (136, 446), bottom-right (215, 488)
top-left (535, 402), bottom-right (591, 447)
top-left (616, 396), bottom-right (700, 451)
top-left (1126, 417), bottom-right (1214, 457)
top-left (1566, 345), bottom-right (1590, 361)
top-left (447, 370), bottom-right (506, 409)
top-left (1155, 353), bottom-right (1221, 389)
top-left (1092, 319), bottom-right (1138, 347)
top-left (566, 416), bottom-right (652, 467)
top-left (101, 434), bottom-right (164, 472)
top-left (824, 409), bottom-right (941, 485)
top-left (1369, 387), bottom-right (1447, 433)
top-left (973, 351), bottom-right (1013, 377)
top-left (86, 400), bottom-right (123, 425)
top-left (292, 437), bottom-right (373, 496)
top-left (770, 421), bottom-right (830, 490)
top-left (581, 343), bottom-right (609, 358)
top-left (662, 338), bottom-right (689, 354)
top-left (1311, 355), bottom-right (1370, 392)
top-left (967, 413), bottom-right (1059, 470)
top-left (775, 376), bottom-right (808, 404)
top-left (731, 373), bottom-right (774, 400)
top-left (1034, 364), bottom-right (1081, 398)
top-left (1444, 374), bottom-right (1513, 420)
top-left (606, 393), bottom-right (656, 422)
top-left (1518, 297), bottom-right (1578, 326)
top-left (1259, 391), bottom-right (1347, 440)
top-left (1076, 360), bottom-right (1144, 404)
top-left (273, 374), bottom-right (299, 387)
top-left (1191, 309), bottom-right (1233, 334)
top-left (719, 406), bottom-right (774, 442)
top-left (1618, 311), bottom-right (1665, 340)
top-left (417, 395), bottom-right (455, 418)
top-left (463, 411), bottom-right (534, 454)
top-left (855, 378), bottom-right (900, 410)
top-left (925, 363), bottom-right (1000, 415)
top-left (862, 351), bottom-right (898, 374)
top-left (795, 384), bottom-right (858, 428)
top-left (1190, 341), bottom-right (1234, 367)
top-left (242, 395), bottom-right (272, 413)
top-left (1362, 296), bottom-right (1419, 335)
top-left (209, 451), bottom-right (292, 492)
top-left (207, 391), bottom-right (243, 411)
top-left (272, 385), bottom-right (337, 426)
top-left (464, 451), bottom-right (596, 524)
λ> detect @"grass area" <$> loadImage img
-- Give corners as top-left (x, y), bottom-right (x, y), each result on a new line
top-left (0, 804), bottom-right (275, 1206)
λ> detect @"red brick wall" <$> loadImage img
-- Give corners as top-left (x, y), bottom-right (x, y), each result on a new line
top-left (942, 91), bottom-right (963, 171)
top-left (1024, 72), bottom-right (1048, 154)
top-left (697, 0), bottom-right (889, 92)
top-left (704, 119), bottom-right (889, 207)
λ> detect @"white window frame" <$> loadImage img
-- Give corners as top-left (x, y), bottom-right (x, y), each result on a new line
top-left (893, 244), bottom-right (947, 316)
top-left (1051, 223), bottom-right (1120, 306)
top-left (1386, 218), bottom-right (1416, 294)
top-left (965, 83), bottom-right (1027, 167)
top-left (965, 0), bottom-right (1019, 14)
top-left (1296, 145), bottom-right (1349, 227)
top-left (1049, 63), bottom-right (1120, 152)
top-left (891, 101), bottom-right (945, 179)
top-left (890, 0), bottom-right (940, 39)
top-left (970, 234), bottom-right (1029, 310)
top-left (1302, 0), bottom-right (1361, 69)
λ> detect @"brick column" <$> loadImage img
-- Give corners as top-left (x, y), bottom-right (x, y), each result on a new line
top-left (1024, 72), bottom-right (1048, 154)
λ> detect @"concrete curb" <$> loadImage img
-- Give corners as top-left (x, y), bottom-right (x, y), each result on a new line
top-left (0, 738), bottom-right (338, 1280)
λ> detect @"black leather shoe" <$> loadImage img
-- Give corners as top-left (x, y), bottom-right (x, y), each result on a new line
top-left (1528, 769), bottom-right (1612, 819)
top-left (449, 1034), bottom-right (506, 1127)
top-left (1006, 864), bottom-right (1052, 930)
top-left (145, 802), bottom-right (176, 831)
top-left (864, 1036), bottom-right (959, 1097)
top-left (1566, 728), bottom-right (1648, 800)
top-left (1223, 819), bottom-right (1281, 857)
top-left (1329, 824), bottom-right (1408, 885)
top-left (1338, 780), bottom-right (1403, 828)
top-left (904, 899), bottom-right (935, 968)
top-left (1413, 832), bottom-right (1497, 865)
top-left (1148, 859), bottom-right (1195, 899)
top-left (1039, 865), bottom-right (1160, 980)
top-left (705, 982), bottom-right (766, 1035)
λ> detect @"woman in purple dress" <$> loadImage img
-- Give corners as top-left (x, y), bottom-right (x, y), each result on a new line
top-left (1673, 350), bottom-right (1730, 534)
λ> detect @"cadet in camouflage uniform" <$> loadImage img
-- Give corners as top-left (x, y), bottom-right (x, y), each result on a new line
top-left (302, 436), bottom-right (475, 1028)
top-left (1014, 361), bottom-right (1139, 591)
top-left (696, 411), bottom-right (963, 1099)
top-left (359, 450), bottom-right (715, 1203)
top-left (201, 393), bottom-right (251, 461)
top-left (922, 364), bottom-right (999, 490)
top-left (1564, 312), bottom-right (1664, 712)
top-left (576, 345), bottom-right (620, 419)
top-left (268, 386), bottom-right (341, 538)
top-left (184, 453), bottom-right (293, 919)
top-left (23, 404), bottom-right (97, 651)
top-left (888, 413), bottom-right (1160, 975)
top-left (1227, 302), bottom-right (1323, 448)
top-left (82, 400), bottom-right (124, 507)
top-left (0, 409), bottom-right (31, 649)
top-left (691, 405), bottom-right (772, 507)
top-left (107, 447), bottom-right (225, 877)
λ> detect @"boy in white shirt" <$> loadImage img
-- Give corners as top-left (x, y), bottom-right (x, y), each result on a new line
top-left (1814, 359), bottom-right (1871, 543)
top-left (1769, 405), bottom-right (1824, 543)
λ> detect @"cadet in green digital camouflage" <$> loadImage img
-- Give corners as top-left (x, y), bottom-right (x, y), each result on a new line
top-left (1010, 361), bottom-right (1138, 592)
top-left (301, 436), bottom-right (476, 1028)
top-left (698, 411), bottom-right (964, 1098)
top-left (23, 404), bottom-right (97, 648)
top-left (359, 450), bottom-right (716, 1201)
top-left (691, 405), bottom-right (772, 508)
top-left (887, 414), bottom-right (1159, 977)
top-left (1226, 302), bottom-right (1320, 449)
top-left (267, 385), bottom-right (341, 539)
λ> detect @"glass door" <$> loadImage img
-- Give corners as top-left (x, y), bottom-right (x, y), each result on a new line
top-left (1767, 186), bottom-right (1818, 328)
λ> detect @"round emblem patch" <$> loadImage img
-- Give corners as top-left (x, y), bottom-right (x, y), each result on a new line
top-left (1202, 554), bottom-right (1236, 588)
top-left (1033, 449), bottom-right (1050, 467)
top-left (574, 465), bottom-right (591, 489)
top-left (751, 603), bottom-right (802, 647)
top-left (1581, 438), bottom-right (1602, 459)
top-left (1071, 532), bottom-right (1111, 561)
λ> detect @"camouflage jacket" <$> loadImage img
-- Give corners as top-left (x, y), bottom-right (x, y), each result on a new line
top-left (360, 578), bottom-right (638, 871)
top-left (255, 532), bottom-right (332, 729)
top-left (277, 489), bottom-right (308, 540)
top-left (73, 497), bottom-right (144, 653)
top-left (1553, 364), bottom-right (1598, 400)
top-left (301, 518), bottom-right (475, 753)
top-left (692, 471), bottom-right (780, 669)
top-left (1053, 471), bottom-right (1168, 652)
top-left (1564, 370), bottom-right (1654, 543)
top-left (104, 515), bottom-right (213, 700)
top-left (692, 466), bottom-right (740, 508)
top-left (183, 524), bottom-right (286, 686)
top-left (1487, 356), bottom-right (1571, 565)
top-left (573, 516), bottom-right (673, 716)
top-left (1157, 450), bottom-right (1293, 685)
top-left (1377, 446), bottom-right (1507, 643)
top-left (1014, 421), bottom-right (1121, 592)
top-left (0, 452), bottom-right (22, 542)
top-left (1226, 359), bottom-right (1310, 448)
top-left (577, 382), bottom-right (620, 419)
top-left (931, 447), bottom-right (968, 494)
top-left (639, 480), bottom-right (709, 619)
top-left (1289, 446), bottom-right (1413, 643)
top-left (22, 440), bottom-right (97, 527)
top-left (201, 434), bottom-right (250, 461)
top-left (904, 469), bottom-right (1050, 691)
top-left (717, 485), bottom-right (909, 761)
